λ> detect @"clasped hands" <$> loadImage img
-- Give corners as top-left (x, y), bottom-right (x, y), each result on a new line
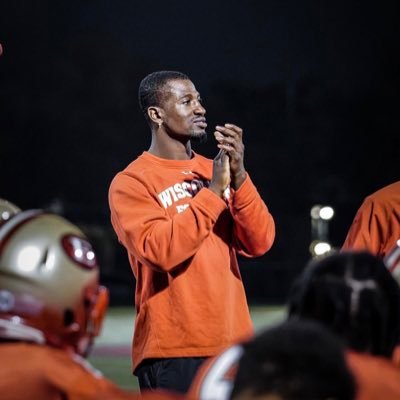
top-left (209, 123), bottom-right (246, 197)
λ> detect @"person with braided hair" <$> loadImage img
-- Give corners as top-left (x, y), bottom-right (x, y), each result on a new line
top-left (288, 251), bottom-right (400, 400)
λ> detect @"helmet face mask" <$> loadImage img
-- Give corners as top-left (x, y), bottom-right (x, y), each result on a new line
top-left (0, 210), bottom-right (109, 356)
top-left (75, 284), bottom-right (109, 357)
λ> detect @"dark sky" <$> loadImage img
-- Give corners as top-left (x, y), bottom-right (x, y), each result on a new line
top-left (1, 1), bottom-right (399, 303)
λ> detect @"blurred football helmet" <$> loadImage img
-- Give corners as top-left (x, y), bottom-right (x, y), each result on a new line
top-left (0, 198), bottom-right (21, 227)
top-left (0, 210), bottom-right (109, 357)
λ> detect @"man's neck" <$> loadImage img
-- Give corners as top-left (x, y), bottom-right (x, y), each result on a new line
top-left (148, 135), bottom-right (192, 160)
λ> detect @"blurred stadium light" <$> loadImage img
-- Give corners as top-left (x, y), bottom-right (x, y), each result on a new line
top-left (310, 204), bottom-right (335, 258)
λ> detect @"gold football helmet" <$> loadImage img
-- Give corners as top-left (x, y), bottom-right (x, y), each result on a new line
top-left (0, 209), bottom-right (109, 356)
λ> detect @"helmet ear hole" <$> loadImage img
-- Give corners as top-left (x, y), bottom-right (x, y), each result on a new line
top-left (63, 309), bottom-right (75, 327)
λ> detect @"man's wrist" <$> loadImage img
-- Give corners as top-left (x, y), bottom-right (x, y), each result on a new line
top-left (208, 184), bottom-right (226, 198)
top-left (231, 170), bottom-right (247, 190)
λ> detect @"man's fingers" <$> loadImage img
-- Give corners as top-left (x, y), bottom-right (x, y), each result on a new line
top-left (224, 123), bottom-right (242, 133)
top-left (214, 148), bottom-right (227, 161)
top-left (215, 132), bottom-right (243, 158)
top-left (215, 133), bottom-right (236, 146)
top-left (217, 143), bottom-right (233, 153)
top-left (215, 124), bottom-right (243, 138)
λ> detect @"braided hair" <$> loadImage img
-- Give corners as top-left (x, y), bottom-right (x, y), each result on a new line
top-left (288, 251), bottom-right (400, 358)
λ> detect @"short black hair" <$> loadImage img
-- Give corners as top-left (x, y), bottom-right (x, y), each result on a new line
top-left (138, 70), bottom-right (190, 120)
top-left (288, 251), bottom-right (400, 358)
top-left (230, 319), bottom-right (355, 400)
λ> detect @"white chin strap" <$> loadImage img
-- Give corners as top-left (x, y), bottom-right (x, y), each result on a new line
top-left (0, 318), bottom-right (45, 344)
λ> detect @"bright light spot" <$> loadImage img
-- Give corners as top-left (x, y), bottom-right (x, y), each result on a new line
top-left (311, 205), bottom-right (335, 220)
top-left (74, 248), bottom-right (83, 258)
top-left (314, 242), bottom-right (332, 256)
top-left (1, 211), bottom-right (10, 220)
top-left (17, 246), bottom-right (41, 272)
top-left (87, 251), bottom-right (95, 261)
top-left (320, 206), bottom-right (334, 220)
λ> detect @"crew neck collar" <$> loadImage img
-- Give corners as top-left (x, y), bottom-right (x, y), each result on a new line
top-left (141, 151), bottom-right (199, 168)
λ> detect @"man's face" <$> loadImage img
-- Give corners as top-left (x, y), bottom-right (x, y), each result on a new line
top-left (159, 79), bottom-right (207, 141)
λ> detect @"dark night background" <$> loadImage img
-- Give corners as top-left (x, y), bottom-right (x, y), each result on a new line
top-left (1, 1), bottom-right (399, 305)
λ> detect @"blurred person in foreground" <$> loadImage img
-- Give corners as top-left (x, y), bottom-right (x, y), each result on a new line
top-left (108, 71), bottom-right (275, 394)
top-left (288, 251), bottom-right (400, 400)
top-left (229, 319), bottom-right (355, 400)
top-left (187, 319), bottom-right (355, 400)
top-left (0, 200), bottom-right (180, 400)
top-left (189, 251), bottom-right (400, 400)
top-left (342, 181), bottom-right (400, 257)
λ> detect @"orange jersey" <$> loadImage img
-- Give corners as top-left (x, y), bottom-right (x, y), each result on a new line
top-left (0, 343), bottom-right (180, 400)
top-left (346, 351), bottom-right (400, 400)
top-left (108, 151), bottom-right (275, 372)
top-left (342, 181), bottom-right (400, 257)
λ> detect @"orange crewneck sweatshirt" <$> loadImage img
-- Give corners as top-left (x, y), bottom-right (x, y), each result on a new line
top-left (108, 151), bottom-right (275, 373)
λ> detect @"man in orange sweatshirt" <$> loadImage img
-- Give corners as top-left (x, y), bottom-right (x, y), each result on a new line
top-left (108, 71), bottom-right (275, 394)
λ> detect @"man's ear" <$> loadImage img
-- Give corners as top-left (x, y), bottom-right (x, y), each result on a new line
top-left (147, 106), bottom-right (164, 125)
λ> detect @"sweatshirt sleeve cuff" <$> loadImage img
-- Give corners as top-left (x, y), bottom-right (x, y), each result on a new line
top-left (232, 174), bottom-right (260, 208)
top-left (191, 187), bottom-right (228, 220)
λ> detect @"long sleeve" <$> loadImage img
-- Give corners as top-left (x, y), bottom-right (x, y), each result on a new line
top-left (230, 174), bottom-right (275, 257)
top-left (341, 181), bottom-right (400, 258)
top-left (109, 172), bottom-right (227, 272)
top-left (341, 198), bottom-right (383, 255)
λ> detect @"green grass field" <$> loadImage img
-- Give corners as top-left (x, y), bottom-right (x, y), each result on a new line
top-left (88, 305), bottom-right (286, 391)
